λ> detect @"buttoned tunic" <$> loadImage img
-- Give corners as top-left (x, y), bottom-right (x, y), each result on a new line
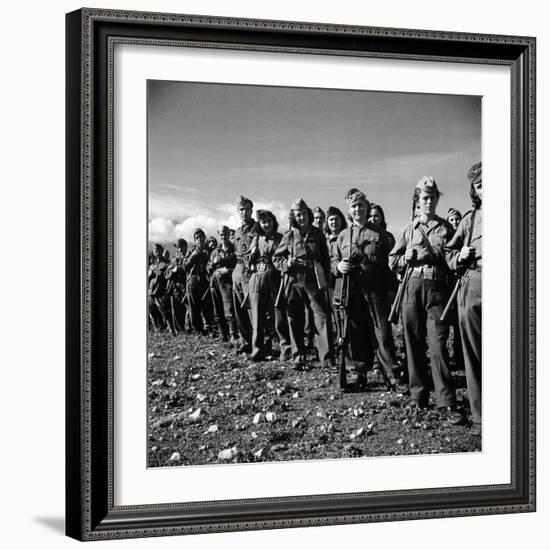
top-left (445, 208), bottom-right (482, 423)
top-left (389, 216), bottom-right (456, 408)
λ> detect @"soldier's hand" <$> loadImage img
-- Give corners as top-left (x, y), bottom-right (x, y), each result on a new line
top-left (287, 257), bottom-right (297, 268)
top-left (415, 249), bottom-right (428, 262)
top-left (458, 246), bottom-right (475, 263)
top-left (405, 248), bottom-right (417, 264)
top-left (337, 259), bottom-right (352, 274)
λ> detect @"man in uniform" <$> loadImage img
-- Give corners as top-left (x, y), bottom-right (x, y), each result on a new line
top-left (207, 225), bottom-right (238, 343)
top-left (184, 228), bottom-right (211, 334)
top-left (148, 243), bottom-right (175, 334)
top-left (389, 177), bottom-right (464, 425)
top-left (445, 162), bottom-right (482, 434)
top-left (165, 238), bottom-right (188, 333)
top-left (273, 198), bottom-right (335, 369)
top-left (232, 196), bottom-right (256, 352)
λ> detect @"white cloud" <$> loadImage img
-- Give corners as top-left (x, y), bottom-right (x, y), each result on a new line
top-left (148, 199), bottom-right (292, 244)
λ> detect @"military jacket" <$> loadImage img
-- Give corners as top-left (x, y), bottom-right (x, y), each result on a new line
top-left (207, 243), bottom-right (237, 279)
top-left (444, 208), bottom-right (482, 272)
top-left (233, 219), bottom-right (256, 267)
top-left (273, 225), bottom-right (330, 278)
top-left (326, 233), bottom-right (340, 262)
top-left (165, 251), bottom-right (187, 292)
top-left (183, 246), bottom-right (209, 277)
top-left (389, 215), bottom-right (453, 272)
top-left (248, 232), bottom-right (283, 266)
top-left (331, 222), bottom-right (391, 290)
top-left (148, 257), bottom-right (169, 297)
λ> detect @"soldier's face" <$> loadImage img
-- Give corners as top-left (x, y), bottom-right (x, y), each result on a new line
top-left (313, 212), bottom-right (324, 228)
top-left (194, 234), bottom-right (205, 248)
top-left (294, 208), bottom-right (309, 228)
top-left (368, 209), bottom-right (382, 226)
top-left (177, 244), bottom-right (188, 255)
top-left (259, 217), bottom-right (274, 234)
top-left (237, 205), bottom-right (252, 222)
top-left (153, 246), bottom-right (163, 258)
top-left (327, 215), bottom-right (341, 234)
top-left (448, 214), bottom-right (461, 230)
top-left (349, 200), bottom-right (367, 223)
top-left (219, 232), bottom-right (230, 245)
top-left (473, 180), bottom-right (482, 201)
top-left (418, 190), bottom-right (438, 217)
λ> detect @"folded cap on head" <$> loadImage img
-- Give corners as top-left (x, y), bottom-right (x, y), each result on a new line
top-left (175, 238), bottom-right (187, 248)
top-left (345, 190), bottom-right (368, 206)
top-left (217, 225), bottom-right (230, 235)
top-left (193, 228), bottom-right (205, 238)
top-left (290, 198), bottom-right (309, 211)
top-left (235, 195), bottom-right (253, 208)
top-left (467, 161), bottom-right (482, 185)
top-left (313, 207), bottom-right (325, 215)
top-left (415, 176), bottom-right (439, 194)
top-left (153, 243), bottom-right (164, 251)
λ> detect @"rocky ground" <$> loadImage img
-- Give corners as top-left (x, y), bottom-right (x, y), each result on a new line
top-left (147, 329), bottom-right (480, 467)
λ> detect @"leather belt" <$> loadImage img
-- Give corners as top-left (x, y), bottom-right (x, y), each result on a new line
top-left (410, 265), bottom-right (447, 281)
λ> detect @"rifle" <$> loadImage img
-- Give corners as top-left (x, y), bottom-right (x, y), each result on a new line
top-left (388, 265), bottom-right (413, 324)
top-left (274, 273), bottom-right (288, 309)
top-left (440, 209), bottom-right (477, 322)
top-left (334, 227), bottom-right (354, 390)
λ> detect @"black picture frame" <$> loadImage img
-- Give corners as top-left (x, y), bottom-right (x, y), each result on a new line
top-left (66, 8), bottom-right (536, 541)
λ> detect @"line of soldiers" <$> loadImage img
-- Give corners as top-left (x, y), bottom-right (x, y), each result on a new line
top-left (149, 161), bottom-right (482, 432)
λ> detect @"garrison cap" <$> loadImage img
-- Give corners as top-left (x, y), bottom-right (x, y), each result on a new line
top-left (415, 176), bottom-right (439, 194)
top-left (235, 195), bottom-right (253, 208)
top-left (345, 190), bottom-right (368, 206)
top-left (193, 227), bottom-right (205, 238)
top-left (153, 242), bottom-right (164, 251)
top-left (313, 207), bottom-right (325, 216)
top-left (290, 198), bottom-right (309, 211)
top-left (467, 161), bottom-right (482, 185)
top-left (217, 225), bottom-right (230, 235)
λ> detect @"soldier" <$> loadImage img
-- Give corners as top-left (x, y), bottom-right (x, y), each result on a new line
top-left (312, 207), bottom-right (326, 230)
top-left (273, 198), bottom-right (335, 369)
top-left (333, 191), bottom-right (398, 389)
top-left (183, 228), bottom-right (211, 334)
top-left (324, 206), bottom-right (348, 293)
top-left (165, 238), bottom-right (188, 333)
top-left (389, 177), bottom-right (464, 424)
top-left (445, 162), bottom-right (482, 434)
top-left (248, 210), bottom-right (291, 361)
top-left (445, 208), bottom-right (465, 371)
top-left (207, 225), bottom-right (238, 343)
top-left (446, 208), bottom-right (463, 231)
top-left (148, 243), bottom-right (175, 334)
top-left (232, 196), bottom-right (256, 352)
top-left (206, 236), bottom-right (218, 256)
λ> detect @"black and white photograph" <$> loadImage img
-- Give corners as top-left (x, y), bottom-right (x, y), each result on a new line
top-left (146, 80), bottom-right (483, 467)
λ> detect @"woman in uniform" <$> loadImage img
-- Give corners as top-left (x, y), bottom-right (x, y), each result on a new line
top-left (273, 198), bottom-right (335, 369)
top-left (445, 162), bottom-right (482, 434)
top-left (389, 177), bottom-right (464, 424)
top-left (247, 210), bottom-right (291, 362)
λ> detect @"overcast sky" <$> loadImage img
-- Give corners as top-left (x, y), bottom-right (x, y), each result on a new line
top-left (148, 80), bottom-right (481, 245)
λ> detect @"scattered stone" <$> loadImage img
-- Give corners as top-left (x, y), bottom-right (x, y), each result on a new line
top-left (253, 448), bottom-right (264, 459)
top-left (173, 355), bottom-right (181, 361)
top-left (218, 447), bottom-right (238, 461)
top-left (397, 438), bottom-right (404, 445)
top-left (151, 446), bottom-right (158, 452)
top-left (169, 452), bottom-right (180, 462)
top-left (151, 379), bottom-right (163, 387)
top-left (292, 391), bottom-right (299, 398)
top-left (196, 393), bottom-right (207, 402)
top-left (253, 413), bottom-right (263, 424)
top-left (271, 444), bottom-right (286, 452)
top-left (173, 371), bottom-right (179, 376)
top-left (191, 374), bottom-right (201, 380)
top-left (189, 408), bottom-right (201, 422)
top-left (207, 424), bottom-right (218, 433)
top-left (349, 427), bottom-right (365, 440)
top-left (266, 412), bottom-right (276, 423)
top-left (148, 352), bottom-right (156, 359)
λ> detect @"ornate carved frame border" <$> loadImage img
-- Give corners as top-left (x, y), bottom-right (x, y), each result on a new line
top-left (66, 8), bottom-right (536, 541)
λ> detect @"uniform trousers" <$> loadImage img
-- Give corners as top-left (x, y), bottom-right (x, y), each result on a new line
top-left (249, 267), bottom-right (291, 360)
top-left (186, 274), bottom-right (209, 333)
top-left (457, 269), bottom-right (482, 423)
top-left (285, 271), bottom-right (333, 362)
top-left (211, 274), bottom-right (237, 339)
top-left (401, 274), bottom-right (456, 408)
top-left (232, 263), bottom-right (252, 347)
